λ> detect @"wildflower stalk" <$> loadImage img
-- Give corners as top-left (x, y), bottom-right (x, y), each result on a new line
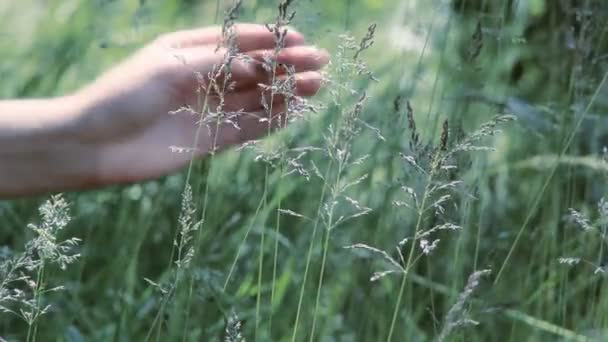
top-left (26, 263), bottom-right (45, 342)
top-left (180, 77), bottom-right (225, 339)
top-left (269, 160), bottom-right (284, 333)
top-left (257, 2), bottom-right (296, 338)
top-left (290, 162), bottom-right (333, 342)
top-left (146, 62), bottom-right (216, 342)
top-left (305, 25), bottom-right (377, 341)
top-left (309, 161), bottom-right (344, 341)
top-left (254, 35), bottom-right (288, 342)
top-left (387, 161), bottom-right (437, 342)
top-left (387, 273), bottom-right (407, 341)
top-left (1, 195), bottom-right (78, 342)
top-left (255, 37), bottom-right (274, 342)
top-left (255, 202), bottom-right (266, 340)
top-left (437, 269), bottom-right (491, 341)
top-left (295, 31), bottom-right (354, 342)
top-left (148, 12), bottom-right (239, 337)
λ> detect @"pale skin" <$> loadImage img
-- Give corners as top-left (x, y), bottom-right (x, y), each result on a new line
top-left (0, 24), bottom-right (329, 197)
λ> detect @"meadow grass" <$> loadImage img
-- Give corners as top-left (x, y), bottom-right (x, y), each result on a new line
top-left (1, 0), bottom-right (608, 341)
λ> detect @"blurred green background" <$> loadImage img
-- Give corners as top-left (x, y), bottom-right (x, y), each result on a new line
top-left (1, 0), bottom-right (608, 341)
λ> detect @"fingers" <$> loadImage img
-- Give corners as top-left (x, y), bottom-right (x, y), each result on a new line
top-left (247, 46), bottom-right (330, 73)
top-left (222, 72), bottom-right (322, 144)
top-left (286, 70), bottom-right (324, 96)
top-left (230, 46), bottom-right (329, 90)
top-left (208, 70), bottom-right (323, 147)
top-left (235, 24), bottom-right (306, 51)
top-left (185, 71), bottom-right (320, 153)
top-left (219, 71), bottom-right (323, 112)
top-left (178, 45), bottom-right (328, 93)
top-left (159, 23), bottom-right (306, 52)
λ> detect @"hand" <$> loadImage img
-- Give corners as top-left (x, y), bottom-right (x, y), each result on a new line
top-left (74, 24), bottom-right (329, 185)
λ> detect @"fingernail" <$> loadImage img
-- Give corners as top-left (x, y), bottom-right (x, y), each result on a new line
top-left (315, 48), bottom-right (330, 61)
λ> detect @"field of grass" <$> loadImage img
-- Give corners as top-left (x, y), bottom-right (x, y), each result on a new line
top-left (1, 0), bottom-right (608, 341)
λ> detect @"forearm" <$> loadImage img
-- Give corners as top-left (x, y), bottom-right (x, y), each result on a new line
top-left (0, 96), bottom-right (98, 197)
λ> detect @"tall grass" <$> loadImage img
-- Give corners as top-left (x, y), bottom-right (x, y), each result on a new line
top-left (2, 0), bottom-right (608, 341)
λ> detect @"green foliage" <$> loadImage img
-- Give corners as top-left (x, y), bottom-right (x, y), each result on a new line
top-left (2, 0), bottom-right (608, 341)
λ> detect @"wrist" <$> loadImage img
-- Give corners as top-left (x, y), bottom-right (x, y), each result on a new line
top-left (0, 95), bottom-right (101, 197)
top-left (45, 94), bottom-right (103, 193)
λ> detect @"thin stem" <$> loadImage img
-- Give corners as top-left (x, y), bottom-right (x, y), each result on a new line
top-left (155, 306), bottom-right (163, 342)
top-left (145, 300), bottom-right (162, 342)
top-left (254, 189), bottom-right (267, 341)
top-left (427, 9), bottom-right (453, 139)
top-left (26, 261), bottom-right (45, 342)
top-left (214, 0), bottom-right (222, 25)
top-left (181, 139), bottom-right (215, 339)
top-left (255, 47), bottom-right (280, 342)
top-left (270, 59), bottom-right (294, 332)
top-left (223, 193), bottom-right (267, 291)
top-left (148, 58), bottom-right (217, 341)
top-left (310, 161), bottom-right (344, 341)
top-left (291, 162), bottom-right (334, 342)
top-left (387, 160), bottom-right (437, 341)
top-left (401, 3), bottom-right (438, 96)
top-left (269, 163), bottom-right (284, 334)
top-left (473, 192), bottom-right (485, 271)
top-left (176, 90), bottom-right (216, 342)
top-left (426, 260), bottom-right (437, 336)
top-left (386, 272), bottom-right (407, 342)
top-left (309, 226), bottom-right (331, 342)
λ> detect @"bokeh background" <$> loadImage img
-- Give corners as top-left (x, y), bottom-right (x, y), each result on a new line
top-left (2, 0), bottom-right (608, 341)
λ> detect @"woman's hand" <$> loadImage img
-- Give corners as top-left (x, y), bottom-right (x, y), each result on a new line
top-left (76, 23), bottom-right (328, 184)
top-left (0, 24), bottom-right (329, 197)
